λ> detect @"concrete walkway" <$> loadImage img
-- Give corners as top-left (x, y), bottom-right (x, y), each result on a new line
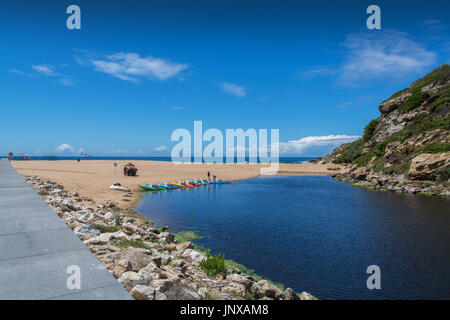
top-left (0, 159), bottom-right (131, 300)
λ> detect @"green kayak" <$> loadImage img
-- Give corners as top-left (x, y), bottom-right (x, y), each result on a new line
top-left (138, 184), bottom-right (160, 191)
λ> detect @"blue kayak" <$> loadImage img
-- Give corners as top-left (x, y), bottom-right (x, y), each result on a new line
top-left (155, 184), bottom-right (179, 189)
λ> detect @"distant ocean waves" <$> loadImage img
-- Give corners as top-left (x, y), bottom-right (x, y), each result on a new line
top-left (2, 156), bottom-right (317, 164)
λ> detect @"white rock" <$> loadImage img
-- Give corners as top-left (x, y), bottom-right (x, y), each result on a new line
top-left (299, 292), bottom-right (314, 300)
top-left (150, 279), bottom-right (174, 292)
top-left (113, 259), bottom-right (132, 278)
top-left (155, 291), bottom-right (168, 300)
top-left (181, 249), bottom-right (206, 263)
top-left (73, 224), bottom-right (100, 238)
top-left (221, 282), bottom-right (247, 297)
top-left (226, 273), bottom-right (253, 290)
top-left (130, 285), bottom-right (155, 300)
top-left (251, 280), bottom-right (283, 300)
top-left (137, 267), bottom-right (154, 284)
top-left (84, 231), bottom-right (129, 245)
top-left (104, 211), bottom-right (116, 221)
top-left (118, 271), bottom-right (146, 291)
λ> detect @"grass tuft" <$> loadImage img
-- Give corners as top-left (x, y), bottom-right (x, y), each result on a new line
top-left (113, 239), bottom-right (151, 250)
top-left (423, 142), bottom-right (450, 154)
top-left (199, 251), bottom-right (227, 276)
top-left (94, 224), bottom-right (119, 233)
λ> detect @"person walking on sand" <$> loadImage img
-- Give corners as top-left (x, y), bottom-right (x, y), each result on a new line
top-left (207, 171), bottom-right (211, 180)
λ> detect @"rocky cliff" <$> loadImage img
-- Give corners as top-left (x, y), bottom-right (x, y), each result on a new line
top-left (323, 64), bottom-right (450, 196)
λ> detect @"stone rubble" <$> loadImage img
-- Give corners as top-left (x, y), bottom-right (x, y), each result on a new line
top-left (24, 175), bottom-right (314, 301)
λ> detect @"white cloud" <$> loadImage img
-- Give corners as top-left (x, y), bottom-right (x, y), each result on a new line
top-left (32, 65), bottom-right (56, 76)
top-left (8, 68), bottom-right (34, 77)
top-left (279, 135), bottom-right (360, 155)
top-left (11, 65), bottom-right (74, 86)
top-left (338, 31), bottom-right (437, 85)
top-left (56, 143), bottom-right (74, 153)
top-left (221, 82), bottom-right (246, 97)
top-left (300, 30), bottom-right (437, 86)
top-left (83, 52), bottom-right (188, 82)
top-left (154, 146), bottom-right (168, 152)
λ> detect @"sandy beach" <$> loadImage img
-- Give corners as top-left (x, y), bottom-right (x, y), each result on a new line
top-left (12, 160), bottom-right (343, 208)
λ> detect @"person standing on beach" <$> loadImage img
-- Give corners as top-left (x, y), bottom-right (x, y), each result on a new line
top-left (207, 171), bottom-right (211, 180)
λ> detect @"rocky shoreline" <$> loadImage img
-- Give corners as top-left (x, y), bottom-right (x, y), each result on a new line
top-left (24, 175), bottom-right (314, 301)
top-left (328, 157), bottom-right (450, 196)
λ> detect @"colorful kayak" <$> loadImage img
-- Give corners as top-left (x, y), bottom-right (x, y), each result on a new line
top-left (190, 180), bottom-right (208, 185)
top-left (138, 184), bottom-right (160, 191)
top-left (140, 180), bottom-right (229, 192)
top-left (169, 182), bottom-right (186, 188)
top-left (156, 184), bottom-right (178, 189)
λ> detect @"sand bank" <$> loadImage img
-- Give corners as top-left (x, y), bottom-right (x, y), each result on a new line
top-left (12, 160), bottom-right (342, 208)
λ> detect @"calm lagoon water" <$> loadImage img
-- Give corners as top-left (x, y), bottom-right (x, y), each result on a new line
top-left (135, 175), bottom-right (450, 300)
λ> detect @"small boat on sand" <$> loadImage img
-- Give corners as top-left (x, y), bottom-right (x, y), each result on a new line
top-left (138, 184), bottom-right (161, 191)
top-left (110, 183), bottom-right (131, 192)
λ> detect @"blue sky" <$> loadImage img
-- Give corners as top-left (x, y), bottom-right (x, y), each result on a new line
top-left (1, 0), bottom-right (449, 157)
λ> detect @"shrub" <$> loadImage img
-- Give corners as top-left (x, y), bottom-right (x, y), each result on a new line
top-left (332, 139), bottom-right (364, 164)
top-left (363, 119), bottom-right (380, 141)
top-left (113, 239), bottom-right (150, 250)
top-left (411, 64), bottom-right (450, 89)
top-left (373, 141), bottom-right (389, 157)
top-left (94, 224), bottom-right (119, 233)
top-left (385, 115), bottom-right (449, 144)
top-left (382, 163), bottom-right (410, 175)
top-left (428, 88), bottom-right (450, 113)
top-left (199, 251), bottom-right (227, 276)
top-left (423, 142), bottom-right (450, 154)
top-left (399, 90), bottom-right (430, 112)
top-left (354, 152), bottom-right (373, 167)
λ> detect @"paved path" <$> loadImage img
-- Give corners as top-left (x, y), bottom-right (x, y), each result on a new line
top-left (0, 159), bottom-right (131, 300)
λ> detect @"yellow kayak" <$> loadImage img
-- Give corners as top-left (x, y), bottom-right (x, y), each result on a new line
top-left (169, 182), bottom-right (186, 188)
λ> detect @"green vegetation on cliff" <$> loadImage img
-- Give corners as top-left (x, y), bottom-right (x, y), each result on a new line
top-left (363, 119), bottom-right (380, 141)
top-left (423, 142), bottom-right (450, 154)
top-left (411, 64), bottom-right (450, 89)
top-left (399, 91), bottom-right (429, 112)
top-left (199, 252), bottom-right (228, 276)
top-left (334, 114), bottom-right (450, 166)
top-left (330, 64), bottom-right (449, 179)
